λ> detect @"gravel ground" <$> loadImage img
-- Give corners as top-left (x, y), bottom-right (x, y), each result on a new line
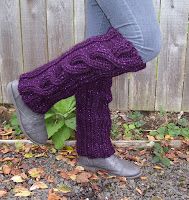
top-left (0, 143), bottom-right (188, 200)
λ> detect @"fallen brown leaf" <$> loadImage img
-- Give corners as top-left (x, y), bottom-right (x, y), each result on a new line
top-left (164, 135), bottom-right (173, 140)
top-left (46, 174), bottom-right (55, 183)
top-left (90, 173), bottom-right (99, 180)
top-left (0, 189), bottom-right (7, 197)
top-left (91, 183), bottom-right (101, 191)
top-left (0, 145), bottom-right (10, 154)
top-left (28, 167), bottom-right (44, 179)
top-left (54, 184), bottom-right (72, 193)
top-left (138, 149), bottom-right (147, 155)
top-left (118, 176), bottom-right (127, 183)
top-left (66, 159), bottom-right (76, 166)
top-left (59, 170), bottom-right (70, 180)
top-left (24, 145), bottom-right (32, 153)
top-left (11, 175), bottom-right (25, 183)
top-left (69, 174), bottom-right (77, 181)
top-left (125, 154), bottom-right (139, 162)
top-left (96, 170), bottom-right (109, 177)
top-left (75, 165), bottom-right (85, 172)
top-left (24, 152), bottom-right (34, 158)
top-left (20, 172), bottom-right (28, 180)
top-left (153, 165), bottom-right (163, 170)
top-left (30, 181), bottom-right (48, 191)
top-left (67, 168), bottom-right (80, 175)
top-left (147, 135), bottom-right (155, 141)
top-left (64, 146), bottom-right (74, 153)
top-left (55, 155), bottom-right (64, 160)
top-left (48, 189), bottom-right (61, 200)
top-left (13, 185), bottom-right (31, 197)
top-left (66, 155), bottom-right (76, 159)
top-left (76, 171), bottom-right (92, 183)
top-left (165, 152), bottom-right (177, 160)
top-left (2, 164), bottom-right (12, 175)
top-left (177, 151), bottom-right (188, 159)
top-left (35, 152), bottom-right (47, 158)
top-left (136, 187), bottom-right (143, 195)
top-left (151, 196), bottom-right (163, 200)
top-left (10, 168), bottom-right (22, 176)
top-left (0, 157), bottom-right (15, 162)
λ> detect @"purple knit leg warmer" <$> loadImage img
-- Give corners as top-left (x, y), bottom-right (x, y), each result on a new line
top-left (75, 77), bottom-right (115, 158)
top-left (18, 27), bottom-right (146, 114)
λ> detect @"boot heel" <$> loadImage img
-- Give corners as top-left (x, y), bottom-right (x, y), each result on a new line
top-left (77, 163), bottom-right (98, 172)
top-left (7, 82), bottom-right (13, 103)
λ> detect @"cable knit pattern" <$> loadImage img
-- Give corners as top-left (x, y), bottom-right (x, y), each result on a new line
top-left (18, 27), bottom-right (146, 114)
top-left (75, 77), bottom-right (115, 158)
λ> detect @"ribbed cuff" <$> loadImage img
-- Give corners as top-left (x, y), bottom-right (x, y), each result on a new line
top-left (75, 77), bottom-right (115, 158)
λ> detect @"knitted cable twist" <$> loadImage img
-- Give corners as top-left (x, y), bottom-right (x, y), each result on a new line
top-left (18, 27), bottom-right (146, 114)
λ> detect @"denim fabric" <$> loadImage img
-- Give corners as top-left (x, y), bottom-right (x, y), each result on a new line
top-left (85, 0), bottom-right (162, 63)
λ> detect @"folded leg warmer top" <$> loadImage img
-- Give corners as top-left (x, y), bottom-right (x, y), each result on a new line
top-left (18, 27), bottom-right (146, 114)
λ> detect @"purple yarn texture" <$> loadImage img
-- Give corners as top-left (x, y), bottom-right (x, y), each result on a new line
top-left (18, 27), bottom-right (146, 114)
top-left (75, 77), bottom-right (115, 158)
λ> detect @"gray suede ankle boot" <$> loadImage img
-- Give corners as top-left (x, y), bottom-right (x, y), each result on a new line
top-left (77, 154), bottom-right (142, 179)
top-left (6, 79), bottom-right (48, 145)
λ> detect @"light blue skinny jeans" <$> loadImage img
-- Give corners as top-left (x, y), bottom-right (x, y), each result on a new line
top-left (85, 0), bottom-right (162, 63)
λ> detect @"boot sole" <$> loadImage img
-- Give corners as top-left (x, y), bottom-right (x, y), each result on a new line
top-left (77, 161), bottom-right (142, 179)
top-left (6, 81), bottom-right (45, 145)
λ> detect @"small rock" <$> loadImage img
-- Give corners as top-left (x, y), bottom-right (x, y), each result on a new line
top-left (151, 196), bottom-right (163, 200)
top-left (169, 140), bottom-right (182, 148)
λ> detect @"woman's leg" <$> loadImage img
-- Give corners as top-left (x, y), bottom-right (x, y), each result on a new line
top-left (95, 0), bottom-right (162, 63)
top-left (76, 0), bottom-right (162, 158)
top-left (75, 0), bottom-right (115, 158)
top-left (7, 0), bottom-right (161, 148)
top-left (16, 0), bottom-right (162, 116)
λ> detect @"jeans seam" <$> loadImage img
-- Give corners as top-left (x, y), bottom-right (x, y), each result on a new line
top-left (122, 0), bottom-right (145, 48)
top-left (97, 15), bottom-right (106, 35)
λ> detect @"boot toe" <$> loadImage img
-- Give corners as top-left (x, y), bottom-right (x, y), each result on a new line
top-left (120, 162), bottom-right (142, 177)
top-left (110, 156), bottom-right (142, 177)
top-left (7, 80), bottom-right (48, 145)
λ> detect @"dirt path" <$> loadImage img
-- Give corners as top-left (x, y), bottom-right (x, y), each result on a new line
top-left (0, 143), bottom-right (188, 200)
